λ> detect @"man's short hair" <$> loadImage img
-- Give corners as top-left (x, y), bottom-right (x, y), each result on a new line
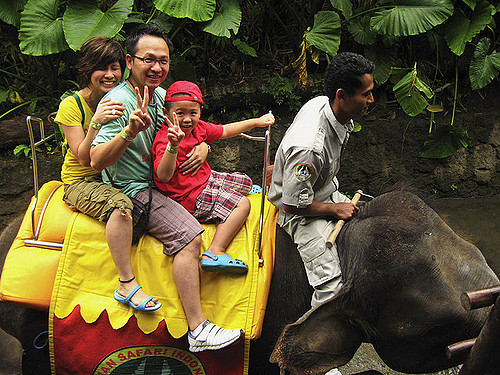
top-left (324, 52), bottom-right (375, 100)
top-left (125, 24), bottom-right (174, 56)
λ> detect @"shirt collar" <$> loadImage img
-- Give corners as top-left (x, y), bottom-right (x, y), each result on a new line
top-left (322, 99), bottom-right (354, 143)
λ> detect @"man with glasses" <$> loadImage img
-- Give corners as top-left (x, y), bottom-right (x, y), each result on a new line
top-left (90, 25), bottom-right (243, 353)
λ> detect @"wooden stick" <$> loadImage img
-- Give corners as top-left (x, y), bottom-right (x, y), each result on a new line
top-left (326, 190), bottom-right (362, 248)
top-left (446, 338), bottom-right (476, 358)
top-left (460, 285), bottom-right (500, 311)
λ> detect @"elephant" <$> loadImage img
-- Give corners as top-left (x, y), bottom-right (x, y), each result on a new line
top-left (267, 187), bottom-right (499, 375)
top-left (0, 186), bottom-right (498, 374)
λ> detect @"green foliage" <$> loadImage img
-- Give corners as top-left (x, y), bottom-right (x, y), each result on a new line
top-left (348, 16), bottom-right (377, 45)
top-left (370, 0), bottom-right (454, 37)
top-left (330, 0), bottom-right (352, 19)
top-left (420, 124), bottom-right (471, 158)
top-left (232, 39), bottom-right (257, 57)
top-left (18, 0), bottom-right (68, 56)
top-left (365, 44), bottom-right (396, 85)
top-left (154, 0), bottom-right (215, 22)
top-left (202, 0), bottom-right (241, 38)
top-left (469, 38), bottom-right (500, 89)
top-left (0, 0), bottom-right (24, 27)
top-left (262, 76), bottom-right (301, 111)
top-left (305, 11), bottom-right (341, 58)
top-left (13, 144), bottom-right (33, 158)
top-left (392, 64), bottom-right (434, 117)
top-left (444, 0), bottom-right (494, 56)
top-left (1, 0), bottom-right (499, 159)
top-left (63, 0), bottom-right (134, 51)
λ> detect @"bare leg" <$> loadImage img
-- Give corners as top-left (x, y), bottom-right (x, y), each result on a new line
top-left (106, 208), bottom-right (157, 308)
top-left (172, 234), bottom-right (206, 331)
top-left (204, 197), bottom-right (250, 257)
top-left (175, 235), bottom-right (244, 351)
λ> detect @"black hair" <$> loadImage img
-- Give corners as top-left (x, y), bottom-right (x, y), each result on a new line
top-left (77, 36), bottom-right (125, 88)
top-left (324, 52), bottom-right (375, 100)
top-left (125, 24), bottom-right (174, 56)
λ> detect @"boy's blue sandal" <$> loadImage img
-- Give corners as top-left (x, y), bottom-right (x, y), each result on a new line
top-left (200, 251), bottom-right (248, 274)
top-left (113, 285), bottom-right (162, 311)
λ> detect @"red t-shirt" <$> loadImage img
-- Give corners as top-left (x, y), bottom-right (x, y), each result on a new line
top-left (152, 119), bottom-right (223, 213)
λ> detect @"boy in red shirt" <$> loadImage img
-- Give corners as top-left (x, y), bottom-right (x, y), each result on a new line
top-left (152, 81), bottom-right (274, 274)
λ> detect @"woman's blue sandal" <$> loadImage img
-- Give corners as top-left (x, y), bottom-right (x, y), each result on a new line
top-left (200, 251), bottom-right (248, 274)
top-left (113, 285), bottom-right (162, 311)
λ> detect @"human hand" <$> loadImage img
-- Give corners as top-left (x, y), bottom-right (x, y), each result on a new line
top-left (128, 86), bottom-right (152, 137)
top-left (179, 142), bottom-right (209, 176)
top-left (331, 202), bottom-right (359, 220)
top-left (91, 98), bottom-right (125, 125)
top-left (254, 112), bottom-right (275, 128)
top-left (165, 113), bottom-right (185, 148)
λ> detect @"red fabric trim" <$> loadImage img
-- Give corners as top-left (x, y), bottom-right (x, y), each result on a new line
top-left (52, 305), bottom-right (245, 375)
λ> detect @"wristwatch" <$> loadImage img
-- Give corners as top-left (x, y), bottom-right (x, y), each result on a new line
top-left (119, 128), bottom-right (135, 142)
top-left (90, 121), bottom-right (102, 130)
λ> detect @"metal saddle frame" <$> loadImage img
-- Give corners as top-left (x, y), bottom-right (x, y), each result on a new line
top-left (24, 114), bottom-right (272, 264)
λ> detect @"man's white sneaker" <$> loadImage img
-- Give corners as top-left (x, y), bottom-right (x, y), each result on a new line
top-left (188, 320), bottom-right (243, 352)
top-left (325, 369), bottom-right (342, 375)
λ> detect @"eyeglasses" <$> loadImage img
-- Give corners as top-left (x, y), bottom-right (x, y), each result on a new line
top-left (132, 55), bottom-right (170, 67)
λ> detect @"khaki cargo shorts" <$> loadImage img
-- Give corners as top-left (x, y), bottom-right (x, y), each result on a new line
top-left (63, 175), bottom-right (133, 222)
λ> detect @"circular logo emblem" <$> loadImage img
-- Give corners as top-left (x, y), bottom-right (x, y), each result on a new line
top-left (295, 163), bottom-right (312, 181)
top-left (92, 345), bottom-right (206, 375)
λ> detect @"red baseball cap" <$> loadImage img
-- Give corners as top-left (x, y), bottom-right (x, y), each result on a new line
top-left (165, 80), bottom-right (203, 105)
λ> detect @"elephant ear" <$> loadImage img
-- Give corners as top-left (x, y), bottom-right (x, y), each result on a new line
top-left (270, 296), bottom-right (362, 375)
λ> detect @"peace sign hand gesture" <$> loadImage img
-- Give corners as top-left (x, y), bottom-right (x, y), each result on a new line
top-left (165, 112), bottom-right (185, 148)
top-left (128, 86), bottom-right (153, 137)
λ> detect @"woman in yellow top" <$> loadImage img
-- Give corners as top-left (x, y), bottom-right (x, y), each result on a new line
top-left (54, 37), bottom-right (160, 311)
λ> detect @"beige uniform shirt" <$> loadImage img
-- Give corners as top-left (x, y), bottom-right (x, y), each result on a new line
top-left (268, 96), bottom-right (353, 225)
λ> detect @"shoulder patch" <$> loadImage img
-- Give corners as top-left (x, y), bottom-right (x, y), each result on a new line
top-left (295, 163), bottom-right (312, 181)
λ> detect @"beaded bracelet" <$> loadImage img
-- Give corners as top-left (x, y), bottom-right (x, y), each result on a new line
top-left (166, 143), bottom-right (178, 154)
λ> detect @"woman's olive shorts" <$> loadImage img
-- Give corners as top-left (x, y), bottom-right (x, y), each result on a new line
top-left (63, 175), bottom-right (133, 222)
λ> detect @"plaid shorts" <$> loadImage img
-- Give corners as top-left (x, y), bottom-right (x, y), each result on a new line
top-left (194, 171), bottom-right (253, 224)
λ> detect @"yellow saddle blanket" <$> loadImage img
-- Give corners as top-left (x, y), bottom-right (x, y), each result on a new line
top-left (0, 181), bottom-right (277, 340)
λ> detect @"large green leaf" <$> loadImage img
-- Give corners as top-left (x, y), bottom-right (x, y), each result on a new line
top-left (64, 0), bottom-right (133, 51)
top-left (365, 44), bottom-right (397, 85)
top-left (444, 1), bottom-right (494, 56)
top-left (371, 0), bottom-right (454, 36)
top-left (469, 37), bottom-right (500, 90)
top-left (19, 0), bottom-right (69, 56)
top-left (154, 0), bottom-right (215, 22)
top-left (420, 124), bottom-right (471, 158)
top-left (393, 68), bottom-right (434, 116)
top-left (348, 16), bottom-right (377, 45)
top-left (329, 0), bottom-right (352, 19)
top-left (0, 0), bottom-right (25, 27)
top-left (203, 0), bottom-right (241, 38)
top-left (305, 11), bottom-right (341, 57)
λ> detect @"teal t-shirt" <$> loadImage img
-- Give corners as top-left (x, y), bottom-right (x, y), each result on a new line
top-left (92, 82), bottom-right (165, 198)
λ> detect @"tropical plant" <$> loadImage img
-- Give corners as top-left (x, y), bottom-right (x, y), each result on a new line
top-left (0, 0), bottom-right (498, 157)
